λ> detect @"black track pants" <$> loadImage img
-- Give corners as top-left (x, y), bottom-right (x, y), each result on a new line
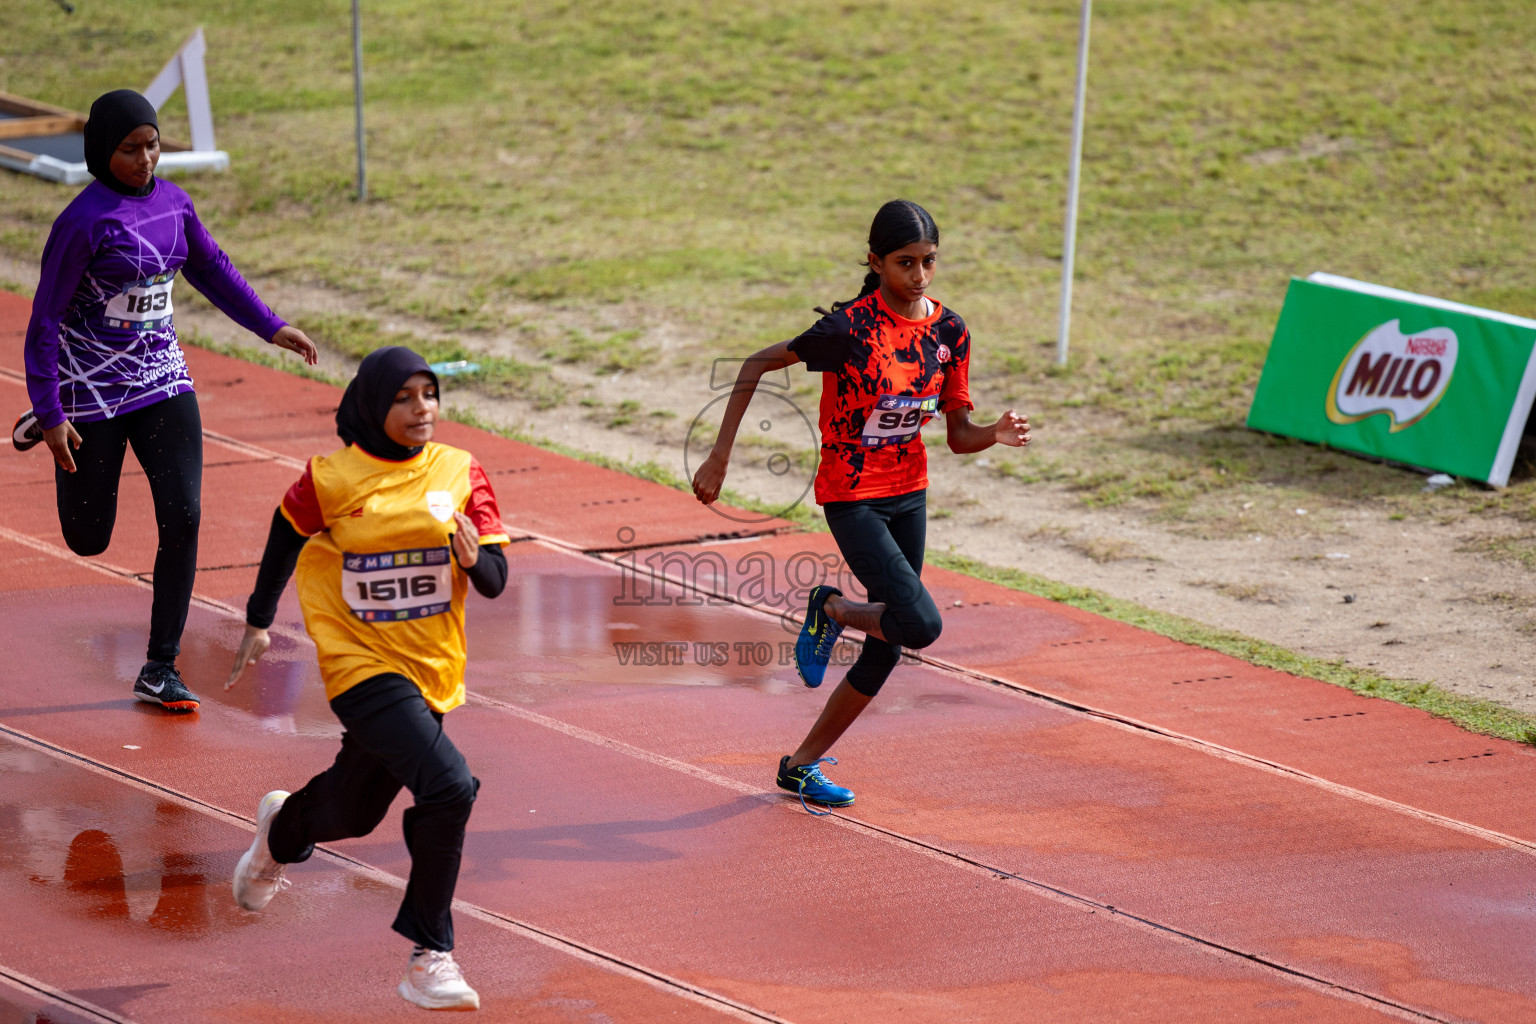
top-left (55, 391), bottom-right (202, 663)
top-left (823, 488), bottom-right (942, 697)
top-left (266, 673), bottom-right (479, 952)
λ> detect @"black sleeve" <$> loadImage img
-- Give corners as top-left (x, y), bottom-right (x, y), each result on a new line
top-left (245, 507), bottom-right (309, 628)
top-left (463, 543), bottom-right (508, 599)
top-left (786, 312), bottom-right (850, 372)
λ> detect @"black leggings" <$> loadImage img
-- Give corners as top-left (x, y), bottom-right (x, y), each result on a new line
top-left (56, 392), bottom-right (202, 663)
top-left (823, 488), bottom-right (942, 697)
top-left (267, 673), bottom-right (479, 952)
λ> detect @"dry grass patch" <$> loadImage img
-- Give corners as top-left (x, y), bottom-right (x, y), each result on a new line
top-left (1188, 578), bottom-right (1287, 605)
top-left (1065, 536), bottom-right (1149, 564)
top-left (1457, 534), bottom-right (1536, 572)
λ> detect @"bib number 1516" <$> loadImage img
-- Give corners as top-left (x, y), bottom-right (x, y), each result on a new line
top-left (356, 575), bottom-right (437, 602)
top-left (342, 546), bottom-right (453, 622)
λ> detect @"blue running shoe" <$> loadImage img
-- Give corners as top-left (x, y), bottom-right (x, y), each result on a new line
top-left (794, 585), bottom-right (843, 688)
top-left (776, 755), bottom-right (854, 815)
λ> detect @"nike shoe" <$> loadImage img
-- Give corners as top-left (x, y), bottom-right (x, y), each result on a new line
top-left (233, 790), bottom-right (291, 911)
top-left (794, 585), bottom-right (844, 688)
top-left (11, 410), bottom-right (41, 452)
top-left (399, 948), bottom-right (480, 1011)
top-left (776, 754), bottom-right (854, 816)
top-left (133, 661), bottom-right (200, 712)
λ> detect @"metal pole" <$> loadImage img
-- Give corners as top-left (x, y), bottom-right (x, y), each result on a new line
top-left (1056, 0), bottom-right (1092, 367)
top-left (351, 0), bottom-right (367, 201)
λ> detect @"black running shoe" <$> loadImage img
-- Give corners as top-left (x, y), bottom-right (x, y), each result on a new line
top-left (11, 410), bottom-right (42, 452)
top-left (133, 661), bottom-right (200, 712)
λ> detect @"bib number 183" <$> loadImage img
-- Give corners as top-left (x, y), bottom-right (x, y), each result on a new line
top-left (104, 271), bottom-right (176, 331)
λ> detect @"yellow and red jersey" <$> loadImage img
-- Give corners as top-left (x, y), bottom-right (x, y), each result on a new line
top-left (788, 290), bottom-right (972, 503)
top-left (280, 441), bottom-right (510, 713)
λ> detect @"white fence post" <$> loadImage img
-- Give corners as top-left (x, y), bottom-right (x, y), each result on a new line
top-left (352, 0), bottom-right (367, 201)
top-left (1056, 0), bottom-right (1093, 367)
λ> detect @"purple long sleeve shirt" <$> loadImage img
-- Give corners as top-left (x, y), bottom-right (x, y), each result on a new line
top-left (24, 178), bottom-right (286, 429)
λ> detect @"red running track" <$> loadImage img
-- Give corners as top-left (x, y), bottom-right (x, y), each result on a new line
top-left (2, 289), bottom-right (1535, 1023)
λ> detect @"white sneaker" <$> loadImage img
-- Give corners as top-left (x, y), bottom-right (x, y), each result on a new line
top-left (398, 949), bottom-right (480, 1011)
top-left (232, 790), bottom-right (291, 911)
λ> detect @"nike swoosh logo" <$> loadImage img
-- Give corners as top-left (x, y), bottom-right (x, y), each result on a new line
top-left (143, 679), bottom-right (167, 693)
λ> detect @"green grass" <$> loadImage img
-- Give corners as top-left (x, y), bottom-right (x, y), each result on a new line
top-left (541, 327), bottom-right (649, 374)
top-left (931, 551), bottom-right (1536, 746)
top-left (182, 327), bottom-right (345, 386)
top-left (7, 0), bottom-right (1532, 527)
top-left (301, 313), bottom-right (566, 407)
top-left (443, 403), bottom-right (821, 527)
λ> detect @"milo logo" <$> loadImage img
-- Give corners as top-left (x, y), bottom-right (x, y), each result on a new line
top-left (1325, 319), bottom-right (1456, 433)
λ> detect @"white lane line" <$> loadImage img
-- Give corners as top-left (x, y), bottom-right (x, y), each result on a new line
top-left (0, 721), bottom-right (792, 1024)
top-left (0, 962), bottom-right (139, 1024)
top-left (585, 542), bottom-right (1536, 857)
top-left (4, 439), bottom-right (1535, 857)
top-left (462, 693), bottom-right (1447, 1024)
top-left (0, 366), bottom-right (293, 470)
top-left (0, 519), bottom-right (1463, 1022)
top-left (4, 495), bottom-right (1534, 855)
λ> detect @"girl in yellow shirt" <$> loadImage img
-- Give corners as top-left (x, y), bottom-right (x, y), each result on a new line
top-left (226, 347), bottom-right (509, 1011)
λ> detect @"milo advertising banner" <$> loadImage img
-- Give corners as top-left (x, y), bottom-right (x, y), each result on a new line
top-left (1248, 273), bottom-right (1536, 486)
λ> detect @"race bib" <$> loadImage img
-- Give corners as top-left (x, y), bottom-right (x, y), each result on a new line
top-left (861, 394), bottom-right (938, 448)
top-left (342, 547), bottom-right (453, 622)
top-left (104, 271), bottom-right (176, 331)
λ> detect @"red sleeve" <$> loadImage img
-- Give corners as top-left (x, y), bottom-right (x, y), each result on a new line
top-left (939, 326), bottom-right (973, 413)
top-left (467, 458), bottom-right (509, 542)
top-left (279, 460), bottom-right (325, 537)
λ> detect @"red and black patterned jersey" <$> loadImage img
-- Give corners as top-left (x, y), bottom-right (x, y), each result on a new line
top-left (788, 290), bottom-right (972, 503)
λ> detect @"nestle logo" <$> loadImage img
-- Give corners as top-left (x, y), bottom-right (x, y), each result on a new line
top-left (1327, 318), bottom-right (1458, 433)
top-left (1405, 337), bottom-right (1447, 357)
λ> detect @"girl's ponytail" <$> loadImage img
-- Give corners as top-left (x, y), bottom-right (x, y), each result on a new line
top-left (816, 200), bottom-right (940, 316)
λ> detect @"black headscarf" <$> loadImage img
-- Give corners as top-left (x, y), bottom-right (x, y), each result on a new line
top-left (84, 89), bottom-right (160, 198)
top-left (336, 346), bottom-right (439, 461)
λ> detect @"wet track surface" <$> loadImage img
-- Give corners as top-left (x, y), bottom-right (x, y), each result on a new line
top-left (2, 289), bottom-right (1535, 1022)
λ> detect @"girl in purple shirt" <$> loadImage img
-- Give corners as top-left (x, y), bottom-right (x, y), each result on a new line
top-left (16, 89), bottom-right (318, 712)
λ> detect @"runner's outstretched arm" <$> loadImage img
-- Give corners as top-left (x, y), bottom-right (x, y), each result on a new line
top-left (945, 407), bottom-right (1030, 454)
top-left (228, 507), bottom-right (310, 689)
top-left (691, 341), bottom-right (800, 505)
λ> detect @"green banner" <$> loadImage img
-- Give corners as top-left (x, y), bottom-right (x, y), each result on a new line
top-left (1248, 273), bottom-right (1536, 486)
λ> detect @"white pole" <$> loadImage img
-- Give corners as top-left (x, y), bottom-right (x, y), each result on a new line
top-left (351, 0), bottom-right (367, 201)
top-left (1056, 0), bottom-right (1092, 367)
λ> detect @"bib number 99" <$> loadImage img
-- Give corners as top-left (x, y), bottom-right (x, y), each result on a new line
top-left (861, 394), bottom-right (939, 448)
top-left (875, 408), bottom-right (923, 432)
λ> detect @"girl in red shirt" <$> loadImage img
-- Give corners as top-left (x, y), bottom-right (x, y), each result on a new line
top-left (692, 200), bottom-right (1030, 812)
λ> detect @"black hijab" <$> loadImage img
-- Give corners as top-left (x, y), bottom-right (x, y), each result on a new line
top-left (84, 89), bottom-right (160, 198)
top-left (336, 347), bottom-right (439, 461)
